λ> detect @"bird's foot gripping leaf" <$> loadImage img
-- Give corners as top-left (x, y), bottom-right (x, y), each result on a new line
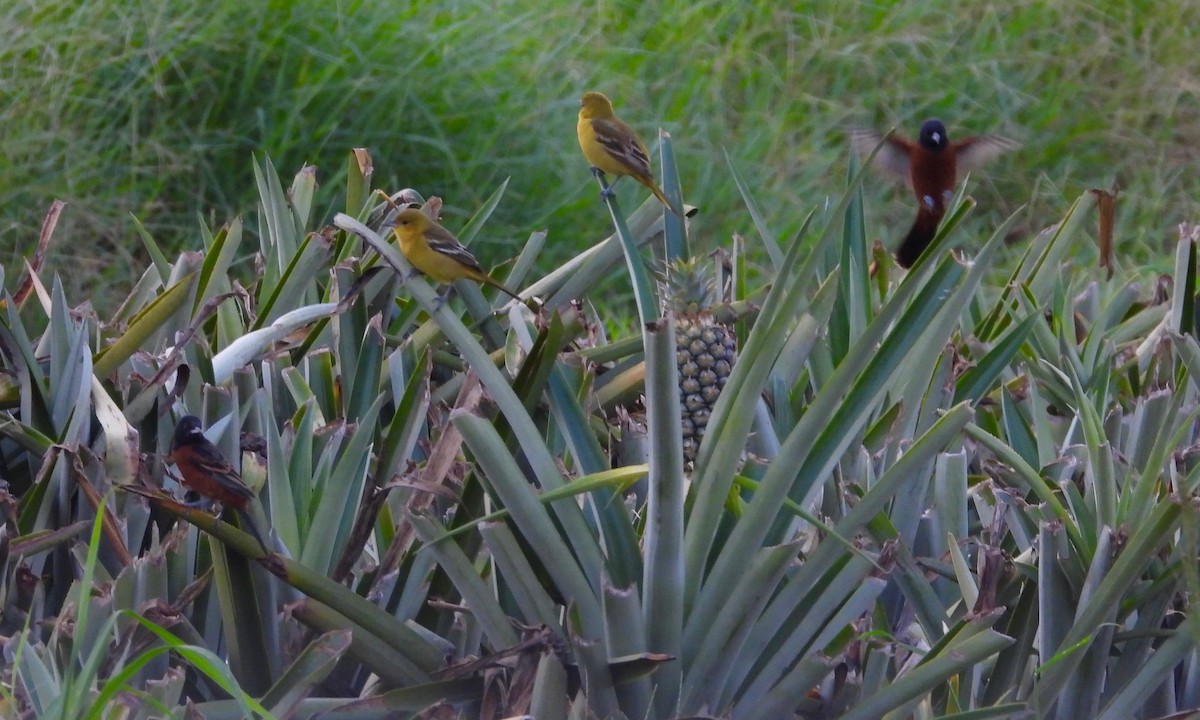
top-left (180, 496), bottom-right (215, 510)
top-left (433, 288), bottom-right (453, 312)
top-left (590, 167), bottom-right (617, 199)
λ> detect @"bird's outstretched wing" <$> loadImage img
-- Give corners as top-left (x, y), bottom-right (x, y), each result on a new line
top-left (850, 129), bottom-right (913, 182)
top-left (955, 134), bottom-right (1020, 172)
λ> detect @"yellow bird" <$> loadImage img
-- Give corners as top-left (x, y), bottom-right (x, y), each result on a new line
top-left (390, 208), bottom-right (526, 305)
top-left (577, 91), bottom-right (679, 214)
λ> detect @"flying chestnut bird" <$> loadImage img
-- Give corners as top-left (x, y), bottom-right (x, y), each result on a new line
top-left (853, 118), bottom-right (1016, 268)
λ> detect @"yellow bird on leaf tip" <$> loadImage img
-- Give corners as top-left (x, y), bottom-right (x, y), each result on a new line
top-left (577, 91), bottom-right (680, 215)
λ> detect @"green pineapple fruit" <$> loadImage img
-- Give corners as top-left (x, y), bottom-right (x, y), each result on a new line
top-left (665, 256), bottom-right (738, 463)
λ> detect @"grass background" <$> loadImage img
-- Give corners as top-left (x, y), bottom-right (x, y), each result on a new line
top-left (3, 0), bottom-right (1198, 311)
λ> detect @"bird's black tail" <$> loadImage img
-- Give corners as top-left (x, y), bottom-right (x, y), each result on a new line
top-left (896, 208), bottom-right (943, 269)
top-left (233, 508), bottom-right (270, 554)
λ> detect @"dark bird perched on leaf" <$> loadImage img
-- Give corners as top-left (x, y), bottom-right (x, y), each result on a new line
top-left (853, 118), bottom-right (1016, 268)
top-left (171, 415), bottom-right (268, 551)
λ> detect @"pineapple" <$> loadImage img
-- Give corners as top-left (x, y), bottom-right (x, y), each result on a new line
top-left (665, 256), bottom-right (738, 463)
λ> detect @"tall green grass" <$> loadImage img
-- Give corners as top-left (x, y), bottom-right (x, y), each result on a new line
top-left (3, 0), bottom-right (1198, 310)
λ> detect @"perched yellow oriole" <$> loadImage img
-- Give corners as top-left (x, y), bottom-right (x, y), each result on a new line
top-left (577, 91), bottom-right (679, 214)
top-left (390, 208), bottom-right (525, 303)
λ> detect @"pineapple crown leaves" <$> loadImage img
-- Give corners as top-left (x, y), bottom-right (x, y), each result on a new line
top-left (655, 254), bottom-right (735, 318)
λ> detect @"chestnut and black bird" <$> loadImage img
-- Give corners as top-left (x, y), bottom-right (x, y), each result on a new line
top-left (171, 415), bottom-right (268, 551)
top-left (854, 119), bottom-right (1016, 268)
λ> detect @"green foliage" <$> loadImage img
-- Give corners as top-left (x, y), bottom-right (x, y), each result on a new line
top-left (3, 138), bottom-right (1200, 718)
top-left (4, 0), bottom-right (1199, 310)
